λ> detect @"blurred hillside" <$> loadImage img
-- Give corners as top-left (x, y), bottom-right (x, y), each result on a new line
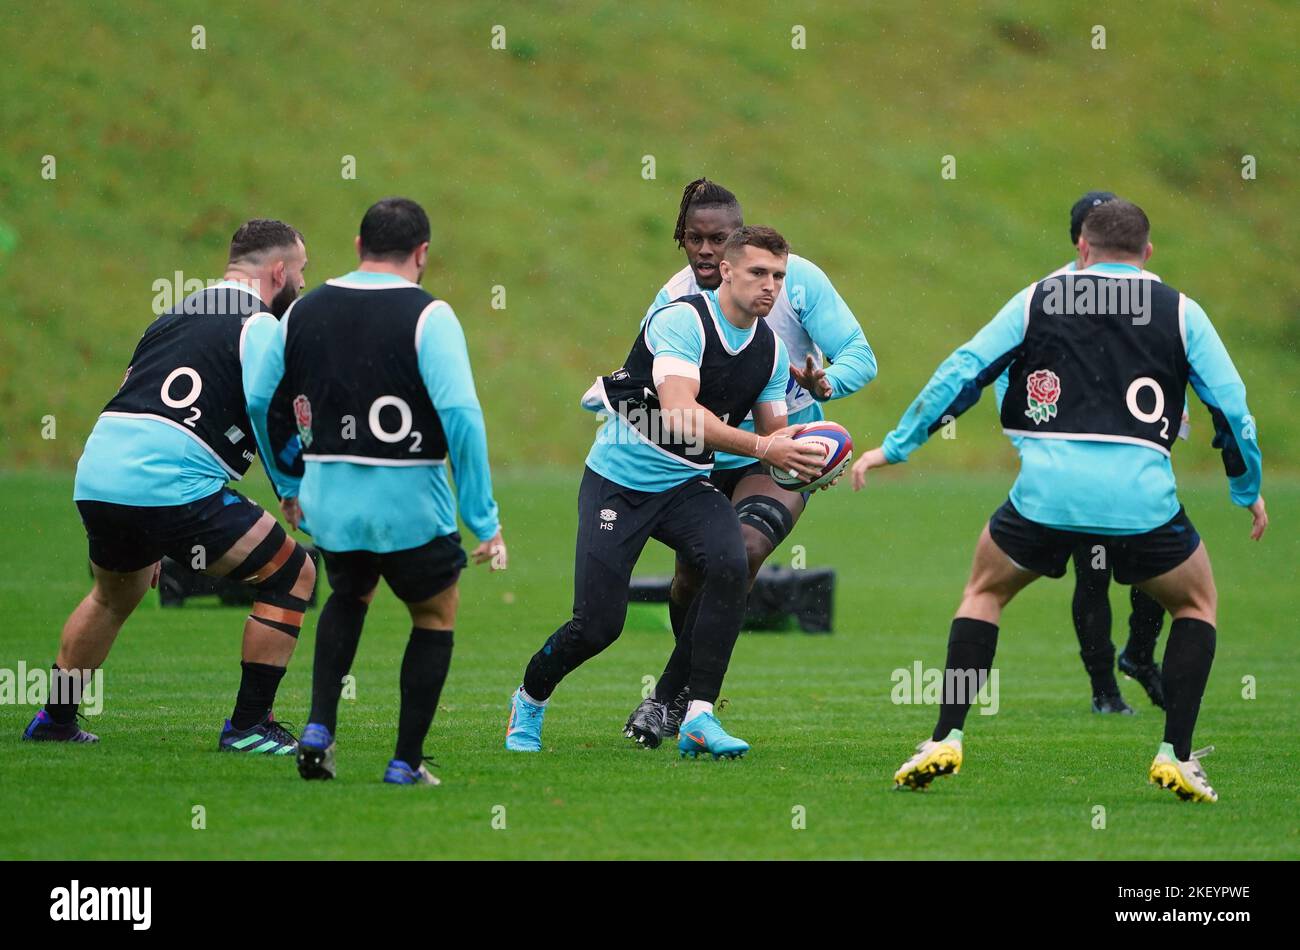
top-left (1, 1), bottom-right (1295, 477)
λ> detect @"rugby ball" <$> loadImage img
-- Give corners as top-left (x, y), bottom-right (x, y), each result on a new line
top-left (766, 421), bottom-right (853, 491)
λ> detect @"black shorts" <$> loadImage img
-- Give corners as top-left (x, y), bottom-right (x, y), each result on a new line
top-left (78, 488), bottom-right (265, 573)
top-left (319, 534), bottom-right (467, 604)
top-left (710, 461), bottom-right (812, 506)
top-left (988, 499), bottom-right (1201, 585)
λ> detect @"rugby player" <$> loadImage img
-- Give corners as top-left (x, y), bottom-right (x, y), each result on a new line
top-left (995, 192), bottom-right (1167, 713)
top-left (24, 220), bottom-right (315, 755)
top-left (506, 226), bottom-right (826, 757)
top-left (853, 200), bottom-right (1265, 802)
top-left (249, 197), bottom-right (506, 786)
top-left (624, 179), bottom-right (877, 746)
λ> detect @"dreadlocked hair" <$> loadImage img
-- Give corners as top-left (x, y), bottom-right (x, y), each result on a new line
top-left (673, 178), bottom-right (742, 248)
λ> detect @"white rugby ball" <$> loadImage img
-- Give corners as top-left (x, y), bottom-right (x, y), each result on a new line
top-left (766, 421), bottom-right (854, 491)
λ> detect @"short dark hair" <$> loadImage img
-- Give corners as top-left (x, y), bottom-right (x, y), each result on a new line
top-left (674, 178), bottom-right (742, 247)
top-left (359, 197), bottom-right (431, 261)
top-left (722, 225), bottom-right (789, 261)
top-left (228, 219), bottom-right (303, 265)
top-left (1069, 190), bottom-right (1118, 244)
top-left (1080, 199), bottom-right (1150, 256)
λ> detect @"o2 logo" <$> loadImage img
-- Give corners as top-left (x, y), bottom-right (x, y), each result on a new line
top-left (1126, 377), bottom-right (1169, 440)
top-left (161, 367), bottom-right (203, 427)
top-left (369, 395), bottom-right (423, 453)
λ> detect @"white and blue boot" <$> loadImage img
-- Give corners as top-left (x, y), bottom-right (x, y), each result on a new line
top-left (505, 686), bottom-right (546, 752)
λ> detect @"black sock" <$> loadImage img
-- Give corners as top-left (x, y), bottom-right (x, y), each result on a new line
top-left (231, 662), bottom-right (287, 730)
top-left (1124, 588), bottom-right (1165, 665)
top-left (308, 593), bottom-right (369, 733)
top-left (932, 617), bottom-right (999, 740)
top-left (1080, 644), bottom-right (1120, 697)
top-left (395, 628), bottom-right (453, 767)
top-left (45, 665), bottom-right (82, 725)
top-left (654, 595), bottom-right (701, 704)
top-left (1071, 557), bottom-right (1118, 694)
top-left (1162, 618), bottom-right (1216, 760)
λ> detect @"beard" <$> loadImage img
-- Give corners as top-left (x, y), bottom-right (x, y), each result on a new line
top-left (269, 282), bottom-right (299, 317)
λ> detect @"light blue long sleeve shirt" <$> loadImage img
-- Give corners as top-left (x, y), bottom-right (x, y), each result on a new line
top-left (646, 254), bottom-right (876, 468)
top-left (247, 271), bottom-right (500, 553)
top-left (881, 263), bottom-right (1262, 533)
top-left (585, 289), bottom-right (790, 492)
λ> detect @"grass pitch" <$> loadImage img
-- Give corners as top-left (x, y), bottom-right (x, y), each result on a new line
top-left (1, 467), bottom-right (1295, 860)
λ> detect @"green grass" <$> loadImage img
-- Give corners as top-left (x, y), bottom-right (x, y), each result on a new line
top-left (1, 468), bottom-right (1296, 860)
top-left (0, 1), bottom-right (1296, 860)
top-left (1, 1), bottom-right (1297, 471)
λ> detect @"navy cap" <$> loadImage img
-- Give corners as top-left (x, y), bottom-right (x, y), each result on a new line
top-left (1070, 191), bottom-right (1118, 244)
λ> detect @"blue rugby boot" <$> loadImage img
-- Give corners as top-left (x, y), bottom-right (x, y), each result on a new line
top-left (22, 709), bottom-right (99, 743)
top-left (383, 758), bottom-right (441, 785)
top-left (296, 722), bottom-right (336, 780)
top-left (678, 711), bottom-right (749, 759)
top-left (505, 686), bottom-right (546, 752)
top-left (219, 713), bottom-right (298, 755)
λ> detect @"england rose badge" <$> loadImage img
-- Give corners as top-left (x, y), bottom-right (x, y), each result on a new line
top-left (1024, 369), bottom-right (1061, 425)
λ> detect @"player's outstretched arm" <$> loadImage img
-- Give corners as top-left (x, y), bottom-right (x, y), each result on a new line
top-left (789, 256), bottom-right (877, 399)
top-left (853, 287), bottom-right (1031, 494)
top-left (850, 446), bottom-right (891, 491)
top-left (1183, 296), bottom-right (1265, 540)
top-left (417, 302), bottom-right (507, 569)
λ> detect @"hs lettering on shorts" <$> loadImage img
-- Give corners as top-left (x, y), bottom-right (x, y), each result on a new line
top-left (49, 880), bottom-right (151, 930)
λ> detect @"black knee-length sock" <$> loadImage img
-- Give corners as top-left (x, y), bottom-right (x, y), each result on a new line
top-left (231, 662), bottom-right (287, 730)
top-left (932, 617), bottom-right (999, 740)
top-left (308, 593), bottom-right (369, 733)
top-left (395, 628), bottom-right (454, 766)
top-left (1125, 588), bottom-right (1166, 665)
top-left (1162, 618), bottom-right (1216, 760)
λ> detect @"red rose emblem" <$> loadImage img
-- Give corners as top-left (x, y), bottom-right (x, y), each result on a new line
top-left (1023, 369), bottom-right (1061, 425)
top-left (1026, 370), bottom-right (1061, 405)
top-left (292, 394), bottom-right (314, 447)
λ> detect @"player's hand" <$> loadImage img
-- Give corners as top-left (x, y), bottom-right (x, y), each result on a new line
top-left (790, 355), bottom-right (832, 400)
top-left (817, 472), bottom-right (843, 492)
top-left (280, 497), bottom-right (303, 531)
top-left (759, 433), bottom-right (825, 481)
top-left (850, 446), bottom-right (890, 491)
top-left (472, 529), bottom-right (508, 571)
top-left (150, 560), bottom-right (162, 589)
top-left (1248, 496), bottom-right (1268, 541)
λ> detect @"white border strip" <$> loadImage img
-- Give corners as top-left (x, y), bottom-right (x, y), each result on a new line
top-left (302, 454), bottom-right (445, 467)
top-left (1002, 428), bottom-right (1171, 458)
top-left (1178, 293), bottom-right (1187, 353)
top-left (325, 276), bottom-right (422, 290)
top-left (414, 299), bottom-right (453, 351)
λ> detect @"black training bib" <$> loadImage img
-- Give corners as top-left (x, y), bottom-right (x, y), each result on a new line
top-left (596, 294), bottom-right (777, 468)
top-left (282, 279), bottom-right (448, 465)
top-left (102, 284), bottom-right (267, 478)
top-left (1001, 271), bottom-right (1189, 456)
